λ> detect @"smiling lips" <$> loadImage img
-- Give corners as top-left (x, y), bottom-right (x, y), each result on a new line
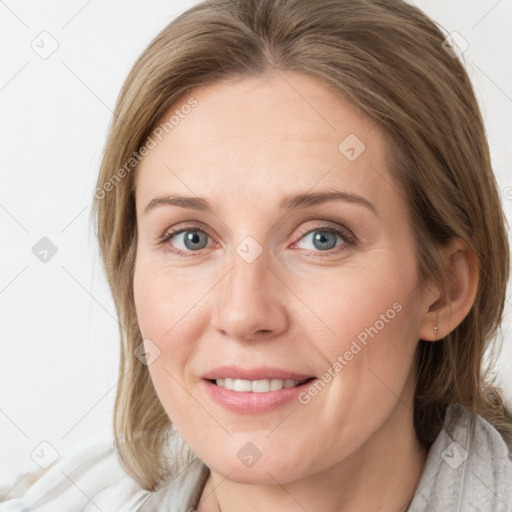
top-left (200, 366), bottom-right (317, 413)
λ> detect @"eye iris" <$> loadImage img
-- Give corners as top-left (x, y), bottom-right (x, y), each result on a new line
top-left (184, 230), bottom-right (208, 250)
top-left (312, 231), bottom-right (337, 250)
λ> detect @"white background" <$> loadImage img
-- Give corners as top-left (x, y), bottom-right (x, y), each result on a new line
top-left (1, 0), bottom-right (511, 485)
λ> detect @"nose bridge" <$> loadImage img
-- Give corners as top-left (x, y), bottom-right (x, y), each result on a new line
top-left (211, 235), bottom-right (287, 339)
top-left (233, 238), bottom-right (268, 291)
top-left (224, 239), bottom-right (272, 314)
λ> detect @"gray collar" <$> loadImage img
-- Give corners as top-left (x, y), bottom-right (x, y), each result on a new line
top-left (407, 403), bottom-right (512, 511)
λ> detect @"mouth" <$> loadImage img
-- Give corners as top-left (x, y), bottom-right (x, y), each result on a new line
top-left (207, 377), bottom-right (316, 393)
top-left (201, 371), bottom-right (318, 413)
top-left (200, 366), bottom-right (318, 412)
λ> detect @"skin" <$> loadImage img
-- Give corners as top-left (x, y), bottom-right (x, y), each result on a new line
top-left (133, 71), bottom-right (478, 512)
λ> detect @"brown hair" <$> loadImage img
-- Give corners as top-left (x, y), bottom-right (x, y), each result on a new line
top-left (91, 0), bottom-right (512, 491)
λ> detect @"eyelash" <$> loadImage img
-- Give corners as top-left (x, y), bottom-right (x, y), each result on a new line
top-left (158, 221), bottom-right (358, 258)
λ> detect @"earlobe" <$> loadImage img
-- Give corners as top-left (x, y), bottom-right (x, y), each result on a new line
top-left (419, 239), bottom-right (479, 342)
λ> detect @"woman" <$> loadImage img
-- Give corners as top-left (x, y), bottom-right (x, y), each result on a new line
top-left (2, 0), bottom-right (511, 510)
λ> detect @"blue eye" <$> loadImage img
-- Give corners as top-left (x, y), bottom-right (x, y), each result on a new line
top-left (160, 228), bottom-right (211, 255)
top-left (295, 228), bottom-right (346, 252)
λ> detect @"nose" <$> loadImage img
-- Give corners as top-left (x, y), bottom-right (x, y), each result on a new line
top-left (210, 244), bottom-right (289, 342)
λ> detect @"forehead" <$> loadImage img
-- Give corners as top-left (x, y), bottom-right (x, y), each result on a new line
top-left (134, 71), bottom-right (394, 214)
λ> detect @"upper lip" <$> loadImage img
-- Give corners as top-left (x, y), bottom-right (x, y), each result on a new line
top-left (201, 366), bottom-right (315, 381)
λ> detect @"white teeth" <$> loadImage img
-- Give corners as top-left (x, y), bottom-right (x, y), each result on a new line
top-left (249, 379), bottom-right (269, 393)
top-left (214, 378), bottom-right (307, 392)
top-left (233, 379), bottom-right (252, 392)
top-left (270, 379), bottom-right (284, 391)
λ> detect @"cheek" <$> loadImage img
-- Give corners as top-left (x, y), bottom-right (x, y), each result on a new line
top-left (132, 260), bottom-right (202, 392)
top-left (295, 252), bottom-right (419, 361)
top-left (286, 258), bottom-right (422, 461)
top-left (133, 258), bottom-right (198, 342)
top-left (133, 262), bottom-right (204, 428)
top-left (299, 249), bottom-right (421, 410)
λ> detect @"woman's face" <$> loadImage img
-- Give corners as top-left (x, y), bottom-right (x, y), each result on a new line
top-left (133, 71), bottom-right (429, 483)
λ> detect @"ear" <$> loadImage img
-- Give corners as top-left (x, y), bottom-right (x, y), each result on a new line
top-left (418, 238), bottom-right (479, 342)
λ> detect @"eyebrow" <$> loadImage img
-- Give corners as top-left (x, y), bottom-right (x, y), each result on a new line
top-left (143, 189), bottom-right (377, 215)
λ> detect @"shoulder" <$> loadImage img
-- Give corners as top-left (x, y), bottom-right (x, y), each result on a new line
top-left (0, 434), bottom-right (151, 511)
top-left (408, 403), bottom-right (512, 512)
top-left (0, 429), bottom-right (209, 512)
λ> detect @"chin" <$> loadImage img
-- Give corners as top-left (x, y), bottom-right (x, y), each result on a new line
top-left (211, 463), bottom-right (301, 485)
top-left (202, 446), bottom-right (313, 485)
